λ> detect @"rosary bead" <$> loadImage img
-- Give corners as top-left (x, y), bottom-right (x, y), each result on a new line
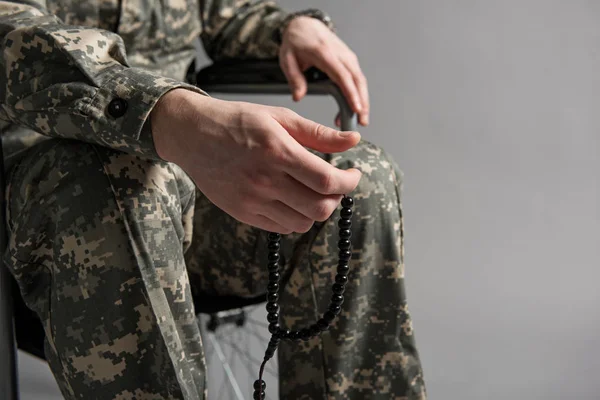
top-left (268, 232), bottom-right (281, 241)
top-left (299, 328), bottom-right (312, 341)
top-left (329, 304), bottom-right (342, 315)
top-left (268, 322), bottom-right (280, 334)
top-left (337, 264), bottom-right (349, 274)
top-left (341, 207), bottom-right (353, 218)
top-left (332, 283), bottom-right (345, 295)
top-left (316, 318), bottom-right (330, 331)
top-left (309, 324), bottom-right (321, 336)
top-left (269, 271), bottom-right (280, 282)
top-left (323, 310), bottom-right (336, 323)
top-left (338, 239), bottom-right (351, 250)
top-left (339, 229), bottom-right (351, 239)
top-left (341, 196), bottom-right (354, 208)
top-left (289, 330), bottom-right (301, 341)
top-left (338, 249), bottom-right (351, 261)
top-left (338, 218), bottom-right (351, 229)
top-left (256, 197), bottom-right (353, 400)
top-left (266, 302), bottom-right (279, 313)
top-left (331, 294), bottom-right (344, 305)
top-left (277, 329), bottom-right (290, 339)
top-left (267, 312), bottom-right (279, 323)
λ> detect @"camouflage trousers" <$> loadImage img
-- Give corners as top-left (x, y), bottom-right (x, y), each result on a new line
top-left (4, 137), bottom-right (426, 400)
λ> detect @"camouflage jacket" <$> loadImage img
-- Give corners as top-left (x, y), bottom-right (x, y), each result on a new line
top-left (0, 0), bottom-right (293, 162)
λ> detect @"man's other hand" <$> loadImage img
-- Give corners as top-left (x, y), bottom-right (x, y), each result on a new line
top-left (279, 16), bottom-right (370, 127)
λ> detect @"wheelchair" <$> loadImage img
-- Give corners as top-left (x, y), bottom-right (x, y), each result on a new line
top-left (0, 60), bottom-right (356, 400)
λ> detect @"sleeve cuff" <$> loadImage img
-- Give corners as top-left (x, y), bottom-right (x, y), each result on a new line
top-left (274, 9), bottom-right (335, 45)
top-left (85, 65), bottom-right (207, 160)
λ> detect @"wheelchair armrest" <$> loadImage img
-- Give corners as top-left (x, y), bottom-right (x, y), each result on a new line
top-left (196, 59), bottom-right (328, 85)
top-left (195, 60), bottom-right (357, 131)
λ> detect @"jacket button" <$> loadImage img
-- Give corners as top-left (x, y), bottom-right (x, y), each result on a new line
top-left (107, 98), bottom-right (128, 118)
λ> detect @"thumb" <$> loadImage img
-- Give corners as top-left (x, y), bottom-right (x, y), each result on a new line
top-left (273, 110), bottom-right (360, 153)
top-left (280, 52), bottom-right (307, 101)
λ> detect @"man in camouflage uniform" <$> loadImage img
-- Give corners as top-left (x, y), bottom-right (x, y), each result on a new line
top-left (0, 0), bottom-right (426, 399)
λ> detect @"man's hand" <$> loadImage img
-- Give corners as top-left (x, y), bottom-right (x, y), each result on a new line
top-left (151, 89), bottom-right (362, 234)
top-left (279, 16), bottom-right (370, 126)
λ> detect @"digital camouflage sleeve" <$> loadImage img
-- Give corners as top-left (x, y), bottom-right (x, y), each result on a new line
top-left (0, 0), bottom-right (293, 160)
top-left (200, 0), bottom-right (289, 60)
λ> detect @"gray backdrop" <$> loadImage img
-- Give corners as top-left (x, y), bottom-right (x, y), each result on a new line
top-left (19, 1), bottom-right (600, 399)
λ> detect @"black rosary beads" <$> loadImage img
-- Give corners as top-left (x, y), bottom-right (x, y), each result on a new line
top-left (253, 195), bottom-right (354, 400)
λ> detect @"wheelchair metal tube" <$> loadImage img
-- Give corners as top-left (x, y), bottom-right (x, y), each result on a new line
top-left (201, 81), bottom-right (358, 132)
top-left (206, 333), bottom-right (245, 400)
top-left (0, 138), bottom-right (19, 400)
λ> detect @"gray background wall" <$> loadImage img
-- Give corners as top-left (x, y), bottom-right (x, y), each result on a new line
top-left (269, 1), bottom-right (600, 398)
top-left (19, 1), bottom-right (600, 399)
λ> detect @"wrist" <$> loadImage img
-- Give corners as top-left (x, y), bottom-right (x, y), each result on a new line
top-left (275, 9), bottom-right (334, 44)
top-left (151, 88), bottom-right (200, 162)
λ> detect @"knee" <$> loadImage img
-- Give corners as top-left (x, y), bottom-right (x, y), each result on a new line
top-left (334, 140), bottom-right (404, 202)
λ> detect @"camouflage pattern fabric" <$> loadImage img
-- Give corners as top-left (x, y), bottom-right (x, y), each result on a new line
top-left (0, 0), bottom-right (288, 162)
top-left (6, 138), bottom-right (206, 399)
top-left (190, 141), bottom-right (426, 399)
top-left (5, 137), bottom-right (425, 399)
top-left (0, 0), bottom-right (426, 398)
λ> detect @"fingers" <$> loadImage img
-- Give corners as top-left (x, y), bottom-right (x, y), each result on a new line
top-left (272, 108), bottom-right (360, 153)
top-left (260, 200), bottom-right (315, 233)
top-left (281, 38), bottom-right (369, 126)
top-left (276, 174), bottom-right (343, 222)
top-left (269, 109), bottom-right (362, 195)
top-left (244, 172), bottom-right (348, 233)
top-left (280, 51), bottom-right (307, 102)
top-left (235, 160), bottom-right (354, 232)
top-left (280, 17), bottom-right (369, 126)
top-left (341, 54), bottom-right (370, 126)
top-left (282, 144), bottom-right (362, 195)
top-left (312, 47), bottom-right (369, 126)
top-left (314, 51), bottom-right (363, 115)
top-left (247, 214), bottom-right (293, 234)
